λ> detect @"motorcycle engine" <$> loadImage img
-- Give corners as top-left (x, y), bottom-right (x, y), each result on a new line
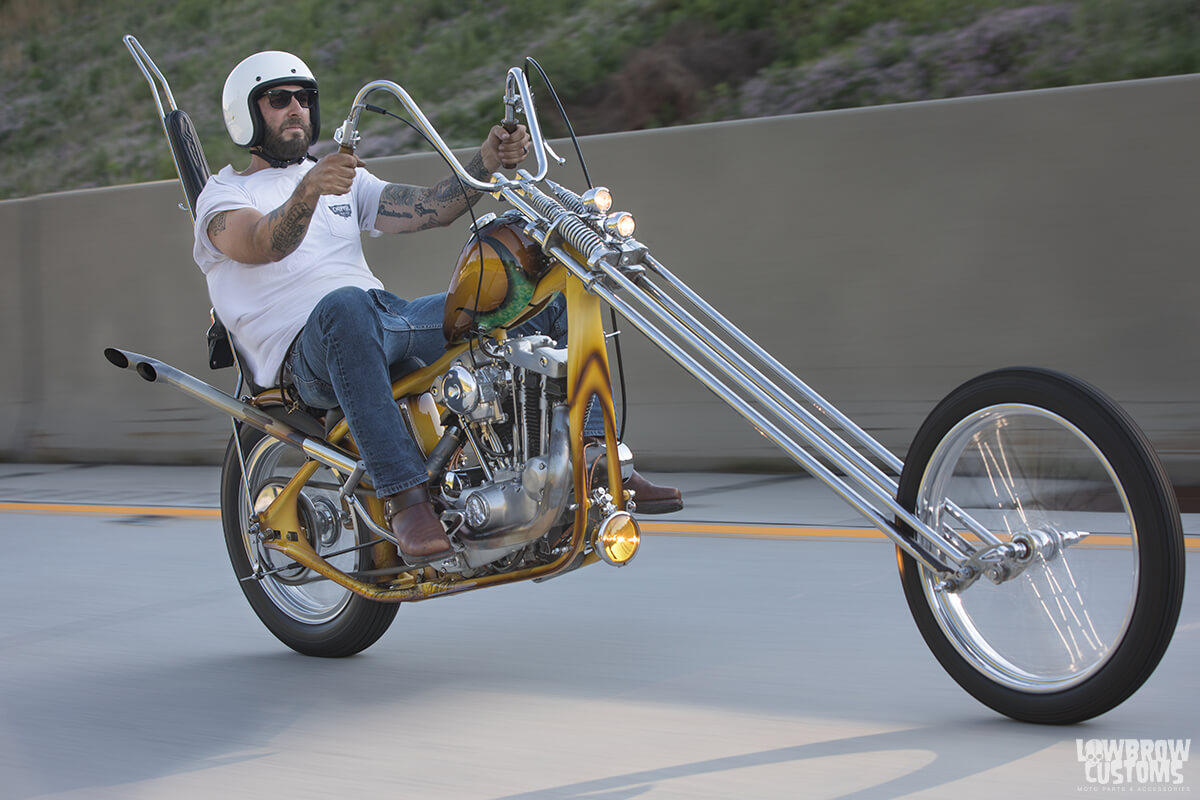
top-left (427, 335), bottom-right (575, 571)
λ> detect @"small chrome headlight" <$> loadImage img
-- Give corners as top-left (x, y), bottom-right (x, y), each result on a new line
top-left (593, 510), bottom-right (641, 566)
top-left (604, 211), bottom-right (636, 239)
top-left (582, 187), bottom-right (613, 214)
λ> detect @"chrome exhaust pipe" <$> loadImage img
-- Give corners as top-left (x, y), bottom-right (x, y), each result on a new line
top-left (103, 347), bottom-right (361, 475)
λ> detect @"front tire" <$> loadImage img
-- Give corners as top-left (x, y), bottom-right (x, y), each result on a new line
top-left (896, 367), bottom-right (1185, 723)
top-left (221, 425), bottom-right (398, 657)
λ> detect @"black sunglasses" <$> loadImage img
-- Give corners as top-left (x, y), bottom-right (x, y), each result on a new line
top-left (263, 88), bottom-right (317, 109)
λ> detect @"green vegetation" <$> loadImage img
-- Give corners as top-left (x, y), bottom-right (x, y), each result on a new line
top-left (1, 0), bottom-right (1197, 200)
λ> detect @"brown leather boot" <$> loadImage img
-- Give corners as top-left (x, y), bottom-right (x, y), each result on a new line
top-left (383, 483), bottom-right (454, 563)
top-left (584, 437), bottom-right (683, 515)
top-left (624, 471), bottom-right (683, 515)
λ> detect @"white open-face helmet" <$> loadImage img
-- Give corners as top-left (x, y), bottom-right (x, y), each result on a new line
top-left (222, 50), bottom-right (320, 148)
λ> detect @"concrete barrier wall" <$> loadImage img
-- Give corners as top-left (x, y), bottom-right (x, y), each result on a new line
top-left (3, 75), bottom-right (1200, 480)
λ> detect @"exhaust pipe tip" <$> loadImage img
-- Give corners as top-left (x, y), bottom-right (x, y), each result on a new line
top-left (103, 348), bottom-right (129, 369)
top-left (105, 347), bottom-right (158, 382)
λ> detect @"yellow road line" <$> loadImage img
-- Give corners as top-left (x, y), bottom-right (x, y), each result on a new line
top-left (0, 502), bottom-right (220, 519)
top-left (0, 502), bottom-right (1196, 549)
top-left (640, 522), bottom-right (1200, 550)
top-left (639, 521), bottom-right (887, 540)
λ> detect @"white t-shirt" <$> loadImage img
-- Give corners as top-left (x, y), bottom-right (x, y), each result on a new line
top-left (193, 160), bottom-right (388, 387)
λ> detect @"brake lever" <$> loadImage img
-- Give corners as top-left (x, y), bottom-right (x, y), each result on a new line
top-left (542, 140), bottom-right (567, 167)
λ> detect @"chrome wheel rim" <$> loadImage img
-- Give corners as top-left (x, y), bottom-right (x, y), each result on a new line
top-left (239, 437), bottom-right (359, 624)
top-left (916, 404), bottom-right (1139, 692)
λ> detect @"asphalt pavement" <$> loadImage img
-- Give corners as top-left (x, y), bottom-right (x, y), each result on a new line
top-left (0, 463), bottom-right (1196, 799)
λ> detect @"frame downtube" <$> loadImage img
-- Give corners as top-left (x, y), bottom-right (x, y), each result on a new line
top-left (566, 275), bottom-right (624, 536)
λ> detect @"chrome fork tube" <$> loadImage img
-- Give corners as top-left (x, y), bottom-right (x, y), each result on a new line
top-left (645, 254), bottom-right (903, 474)
top-left (638, 254), bottom-right (1001, 550)
top-left (634, 274), bottom-right (896, 488)
top-left (581, 270), bottom-right (963, 570)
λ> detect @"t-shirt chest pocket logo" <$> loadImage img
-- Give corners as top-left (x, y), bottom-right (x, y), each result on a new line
top-left (322, 200), bottom-right (358, 240)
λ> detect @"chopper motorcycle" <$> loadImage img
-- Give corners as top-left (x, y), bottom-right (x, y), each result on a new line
top-left (107, 36), bottom-right (1185, 725)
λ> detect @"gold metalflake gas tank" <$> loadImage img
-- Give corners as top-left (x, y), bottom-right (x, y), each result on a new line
top-left (443, 215), bottom-right (551, 344)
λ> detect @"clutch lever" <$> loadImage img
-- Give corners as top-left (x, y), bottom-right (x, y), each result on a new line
top-left (542, 139), bottom-right (567, 167)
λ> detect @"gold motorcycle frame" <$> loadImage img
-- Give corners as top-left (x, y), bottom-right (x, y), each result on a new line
top-left (239, 267), bottom-right (626, 602)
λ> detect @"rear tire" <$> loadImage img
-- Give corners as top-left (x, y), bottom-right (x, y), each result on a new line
top-left (221, 425), bottom-right (398, 657)
top-left (896, 367), bottom-right (1185, 723)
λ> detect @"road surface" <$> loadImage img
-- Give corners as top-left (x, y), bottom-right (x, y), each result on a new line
top-left (0, 465), bottom-right (1195, 798)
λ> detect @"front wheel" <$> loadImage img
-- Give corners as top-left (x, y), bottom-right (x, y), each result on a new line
top-left (896, 367), bottom-right (1185, 723)
top-left (221, 425), bottom-right (398, 657)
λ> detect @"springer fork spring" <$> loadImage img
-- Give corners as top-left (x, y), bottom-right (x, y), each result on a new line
top-left (523, 188), bottom-right (608, 265)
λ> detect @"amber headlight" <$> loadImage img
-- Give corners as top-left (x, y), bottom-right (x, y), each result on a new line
top-left (593, 510), bottom-right (641, 566)
top-left (604, 212), bottom-right (636, 239)
top-left (582, 187), bottom-right (613, 214)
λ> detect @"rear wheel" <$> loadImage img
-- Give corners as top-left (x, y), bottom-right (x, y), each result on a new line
top-left (221, 425), bottom-right (398, 657)
top-left (896, 367), bottom-right (1185, 723)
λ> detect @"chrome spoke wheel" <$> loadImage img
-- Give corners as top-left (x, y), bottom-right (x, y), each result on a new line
top-left (240, 437), bottom-right (359, 624)
top-left (915, 404), bottom-right (1137, 692)
top-left (221, 423), bottom-right (398, 657)
top-left (897, 368), bottom-right (1184, 723)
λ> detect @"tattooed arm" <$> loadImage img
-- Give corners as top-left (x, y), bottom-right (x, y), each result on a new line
top-left (374, 124), bottom-right (533, 235)
top-left (206, 152), bottom-right (362, 264)
top-left (374, 152), bottom-right (491, 234)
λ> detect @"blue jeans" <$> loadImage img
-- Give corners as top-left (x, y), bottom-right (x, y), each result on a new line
top-left (284, 287), bottom-right (599, 497)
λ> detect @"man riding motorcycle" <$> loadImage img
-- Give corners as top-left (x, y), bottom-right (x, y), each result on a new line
top-left (192, 51), bottom-right (683, 564)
